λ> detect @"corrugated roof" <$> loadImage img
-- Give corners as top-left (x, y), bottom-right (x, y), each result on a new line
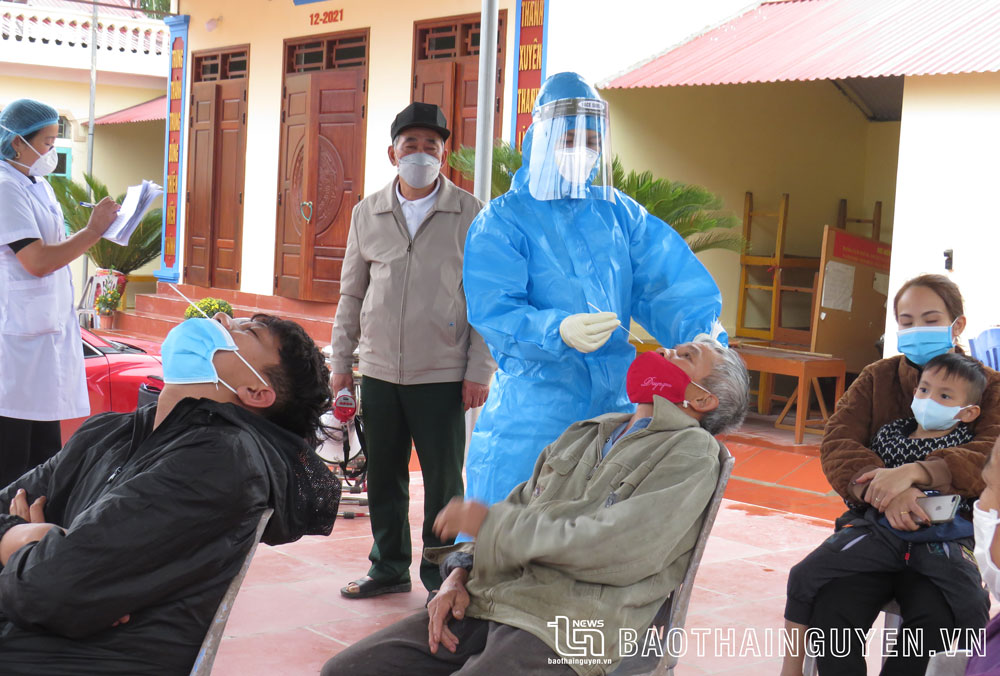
top-left (604, 0), bottom-right (1000, 89)
top-left (89, 96), bottom-right (165, 125)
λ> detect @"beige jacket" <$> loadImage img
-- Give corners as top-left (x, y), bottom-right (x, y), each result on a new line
top-left (330, 176), bottom-right (495, 385)
top-left (429, 397), bottom-right (721, 676)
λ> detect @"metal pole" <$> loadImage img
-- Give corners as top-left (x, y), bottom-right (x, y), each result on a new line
top-left (473, 0), bottom-right (499, 203)
top-left (83, 2), bottom-right (98, 281)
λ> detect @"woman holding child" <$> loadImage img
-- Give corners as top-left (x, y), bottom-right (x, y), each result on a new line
top-left (781, 274), bottom-right (1000, 676)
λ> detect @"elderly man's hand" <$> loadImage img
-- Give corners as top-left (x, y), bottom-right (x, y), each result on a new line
top-left (462, 380), bottom-right (489, 411)
top-left (427, 568), bottom-right (470, 654)
top-left (434, 498), bottom-right (488, 540)
top-left (330, 372), bottom-right (354, 395)
top-left (9, 489), bottom-right (46, 523)
top-left (0, 522), bottom-right (60, 566)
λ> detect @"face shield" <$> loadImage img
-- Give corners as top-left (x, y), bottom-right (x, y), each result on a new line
top-left (526, 98), bottom-right (614, 202)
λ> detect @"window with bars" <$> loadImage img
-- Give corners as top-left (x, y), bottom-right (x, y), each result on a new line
top-left (286, 33), bottom-right (367, 74)
top-left (416, 18), bottom-right (502, 61)
top-left (193, 49), bottom-right (249, 82)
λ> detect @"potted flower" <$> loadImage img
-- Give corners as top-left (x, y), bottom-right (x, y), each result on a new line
top-left (183, 297), bottom-right (234, 320)
top-left (95, 289), bottom-right (121, 330)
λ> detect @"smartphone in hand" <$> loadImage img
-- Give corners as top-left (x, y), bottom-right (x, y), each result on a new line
top-left (916, 494), bottom-right (961, 524)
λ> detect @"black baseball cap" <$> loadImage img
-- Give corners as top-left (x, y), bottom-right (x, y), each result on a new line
top-left (390, 102), bottom-right (450, 142)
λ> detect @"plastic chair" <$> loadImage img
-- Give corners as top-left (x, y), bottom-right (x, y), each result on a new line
top-left (188, 508), bottom-right (273, 676)
top-left (614, 443), bottom-right (735, 676)
top-left (970, 328), bottom-right (1000, 370)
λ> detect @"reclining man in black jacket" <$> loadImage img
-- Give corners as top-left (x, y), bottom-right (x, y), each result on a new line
top-left (0, 313), bottom-right (340, 676)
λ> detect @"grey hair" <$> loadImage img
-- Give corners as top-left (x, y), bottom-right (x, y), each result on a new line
top-left (697, 345), bottom-right (750, 436)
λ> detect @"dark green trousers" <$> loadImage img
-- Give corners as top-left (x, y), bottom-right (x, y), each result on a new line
top-left (361, 376), bottom-right (465, 592)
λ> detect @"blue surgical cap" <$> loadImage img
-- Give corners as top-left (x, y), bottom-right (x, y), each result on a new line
top-left (0, 99), bottom-right (59, 160)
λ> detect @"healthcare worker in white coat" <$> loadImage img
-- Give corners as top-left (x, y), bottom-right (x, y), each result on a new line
top-left (0, 99), bottom-right (118, 486)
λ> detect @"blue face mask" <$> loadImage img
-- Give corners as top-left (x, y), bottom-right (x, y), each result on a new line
top-left (911, 395), bottom-right (967, 431)
top-left (896, 320), bottom-right (956, 366)
top-left (161, 318), bottom-right (269, 394)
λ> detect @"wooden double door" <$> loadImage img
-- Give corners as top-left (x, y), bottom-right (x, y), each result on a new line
top-left (412, 13), bottom-right (507, 193)
top-left (184, 78), bottom-right (247, 289)
top-left (274, 32), bottom-right (368, 303)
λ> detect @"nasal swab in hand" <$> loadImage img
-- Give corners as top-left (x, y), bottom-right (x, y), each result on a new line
top-left (586, 301), bottom-right (644, 343)
top-left (169, 284), bottom-right (211, 318)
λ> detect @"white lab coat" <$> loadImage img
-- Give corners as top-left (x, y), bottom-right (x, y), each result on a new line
top-left (0, 161), bottom-right (88, 420)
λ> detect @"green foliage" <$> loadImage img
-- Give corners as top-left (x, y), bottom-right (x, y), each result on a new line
top-left (183, 298), bottom-right (234, 320)
top-left (447, 141), bottom-right (522, 199)
top-left (610, 157), bottom-right (745, 254)
top-left (447, 144), bottom-right (744, 254)
top-left (95, 289), bottom-right (121, 315)
top-left (135, 0), bottom-right (171, 15)
top-left (49, 174), bottom-right (163, 276)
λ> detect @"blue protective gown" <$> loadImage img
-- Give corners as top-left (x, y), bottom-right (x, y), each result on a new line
top-left (462, 130), bottom-right (725, 507)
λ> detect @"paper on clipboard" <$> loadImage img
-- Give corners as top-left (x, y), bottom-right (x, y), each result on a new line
top-left (102, 179), bottom-right (163, 246)
top-left (821, 260), bottom-right (855, 312)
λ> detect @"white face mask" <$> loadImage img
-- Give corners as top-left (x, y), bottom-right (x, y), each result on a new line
top-left (973, 500), bottom-right (1000, 598)
top-left (397, 152), bottom-right (441, 189)
top-left (554, 146), bottom-right (599, 185)
top-left (11, 136), bottom-right (58, 177)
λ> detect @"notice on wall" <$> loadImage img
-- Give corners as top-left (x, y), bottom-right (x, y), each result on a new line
top-left (872, 272), bottom-right (890, 297)
top-left (821, 260), bottom-right (855, 312)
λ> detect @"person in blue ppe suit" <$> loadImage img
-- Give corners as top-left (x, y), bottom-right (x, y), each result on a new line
top-left (462, 72), bottom-right (727, 507)
top-left (0, 99), bottom-right (119, 487)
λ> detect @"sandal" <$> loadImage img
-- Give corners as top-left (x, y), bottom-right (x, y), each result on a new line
top-left (340, 576), bottom-right (412, 599)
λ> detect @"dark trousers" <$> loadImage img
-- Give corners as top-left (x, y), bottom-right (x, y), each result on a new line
top-left (0, 417), bottom-right (60, 489)
top-left (361, 377), bottom-right (465, 592)
top-left (320, 610), bottom-right (575, 676)
top-left (810, 570), bottom-right (956, 676)
top-left (785, 513), bottom-right (989, 632)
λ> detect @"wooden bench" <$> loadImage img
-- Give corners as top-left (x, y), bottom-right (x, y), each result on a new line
top-left (733, 344), bottom-right (846, 444)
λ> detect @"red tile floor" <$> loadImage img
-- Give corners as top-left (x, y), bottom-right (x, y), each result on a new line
top-left (206, 416), bottom-right (883, 675)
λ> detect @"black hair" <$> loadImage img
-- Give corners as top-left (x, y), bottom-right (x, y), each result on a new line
top-left (252, 314), bottom-right (331, 443)
top-left (923, 352), bottom-right (988, 405)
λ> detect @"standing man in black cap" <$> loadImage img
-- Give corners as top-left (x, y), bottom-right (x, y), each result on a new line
top-left (331, 102), bottom-right (495, 600)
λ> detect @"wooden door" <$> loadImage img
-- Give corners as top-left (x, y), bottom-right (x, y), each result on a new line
top-left (274, 73), bottom-right (310, 300)
top-left (411, 14), bottom-right (506, 191)
top-left (182, 79), bottom-right (247, 290)
top-left (183, 81), bottom-right (216, 287)
top-left (211, 78), bottom-right (246, 289)
top-left (275, 69), bottom-right (366, 302)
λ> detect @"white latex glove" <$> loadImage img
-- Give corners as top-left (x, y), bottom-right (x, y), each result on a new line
top-left (559, 312), bottom-right (620, 353)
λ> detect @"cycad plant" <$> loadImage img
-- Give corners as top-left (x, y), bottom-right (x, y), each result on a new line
top-left (49, 174), bottom-right (162, 275)
top-left (610, 157), bottom-right (744, 254)
top-left (448, 144), bottom-right (744, 254)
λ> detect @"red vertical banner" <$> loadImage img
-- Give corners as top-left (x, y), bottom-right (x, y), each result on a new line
top-left (164, 36), bottom-right (184, 268)
top-left (514, 0), bottom-right (546, 149)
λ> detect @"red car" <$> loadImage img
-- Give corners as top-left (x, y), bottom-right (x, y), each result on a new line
top-left (61, 328), bottom-right (163, 440)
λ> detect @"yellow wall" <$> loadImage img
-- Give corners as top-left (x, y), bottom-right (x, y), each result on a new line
top-left (602, 80), bottom-right (899, 333)
top-left (178, 0), bottom-right (516, 295)
top-left (886, 72), bottom-right (1000, 350)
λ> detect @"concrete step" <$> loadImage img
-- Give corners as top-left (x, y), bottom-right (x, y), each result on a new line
top-left (117, 283), bottom-right (339, 345)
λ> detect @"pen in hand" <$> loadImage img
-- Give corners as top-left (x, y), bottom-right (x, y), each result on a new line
top-left (78, 201), bottom-right (95, 208)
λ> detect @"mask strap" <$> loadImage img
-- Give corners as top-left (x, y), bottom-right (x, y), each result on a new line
top-left (216, 378), bottom-right (238, 395)
top-left (235, 351), bottom-right (269, 387)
